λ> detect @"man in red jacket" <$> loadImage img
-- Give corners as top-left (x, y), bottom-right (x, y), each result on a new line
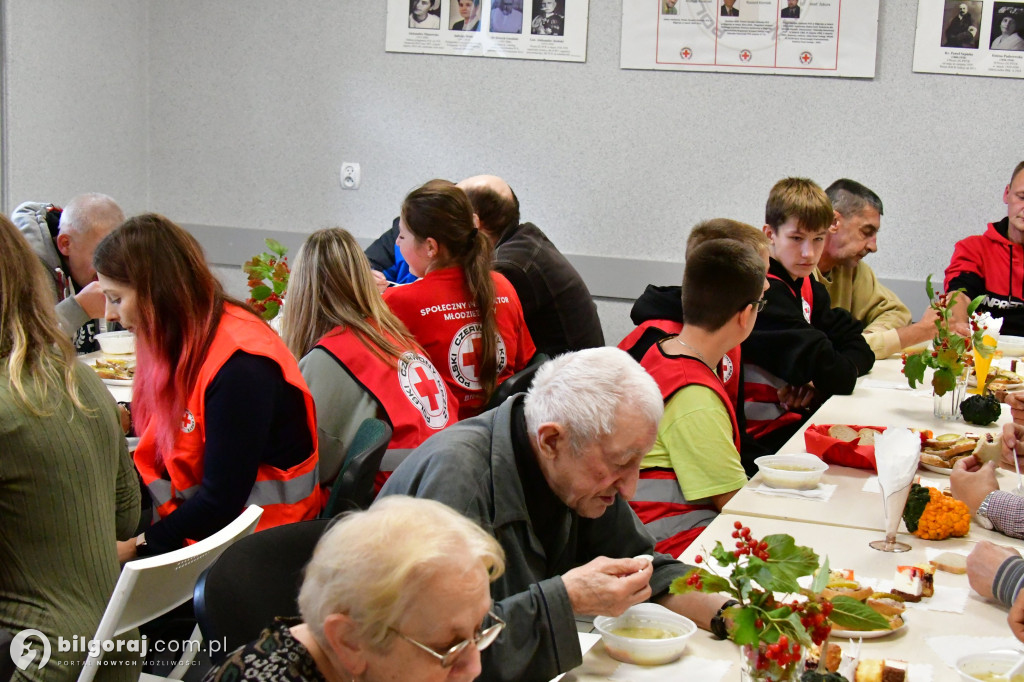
top-left (946, 161), bottom-right (1024, 335)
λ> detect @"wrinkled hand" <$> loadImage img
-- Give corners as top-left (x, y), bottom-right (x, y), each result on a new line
top-left (76, 280), bottom-right (107, 319)
top-left (1001, 422), bottom-right (1024, 471)
top-left (778, 384), bottom-right (816, 410)
top-left (967, 541), bottom-right (1020, 600)
top-left (562, 556), bottom-right (653, 617)
top-left (1010, 588), bottom-right (1024, 643)
top-left (1006, 394), bottom-right (1024, 426)
top-left (950, 455), bottom-right (999, 514)
top-left (371, 270), bottom-right (388, 295)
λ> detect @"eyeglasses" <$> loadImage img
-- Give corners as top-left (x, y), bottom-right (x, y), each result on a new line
top-left (745, 296), bottom-right (769, 313)
top-left (390, 610), bottom-right (505, 668)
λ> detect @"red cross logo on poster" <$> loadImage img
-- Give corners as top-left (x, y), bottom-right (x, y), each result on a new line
top-left (800, 51), bottom-right (813, 64)
top-left (448, 323), bottom-right (507, 390)
top-left (680, 47), bottom-right (693, 60)
top-left (739, 50), bottom-right (752, 62)
top-left (398, 351), bottom-right (450, 429)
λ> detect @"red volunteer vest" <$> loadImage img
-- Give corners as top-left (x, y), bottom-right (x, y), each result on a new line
top-left (316, 328), bottom-right (457, 448)
top-left (619, 320), bottom-right (741, 411)
top-left (743, 274), bottom-right (815, 439)
top-left (630, 345), bottom-right (741, 557)
top-left (134, 305), bottom-right (321, 541)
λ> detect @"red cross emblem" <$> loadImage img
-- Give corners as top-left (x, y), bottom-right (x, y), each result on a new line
top-left (800, 51), bottom-right (812, 64)
top-left (739, 50), bottom-right (752, 62)
top-left (413, 365), bottom-right (441, 411)
top-left (680, 47), bottom-right (693, 60)
top-left (460, 336), bottom-right (485, 381)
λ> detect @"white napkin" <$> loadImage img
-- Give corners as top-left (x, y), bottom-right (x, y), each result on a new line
top-left (872, 579), bottom-right (969, 614)
top-left (751, 483), bottom-right (837, 501)
top-left (874, 428), bottom-right (921, 533)
top-left (926, 634), bottom-right (1022, 667)
top-left (975, 311), bottom-right (1004, 343)
top-left (606, 656), bottom-right (732, 681)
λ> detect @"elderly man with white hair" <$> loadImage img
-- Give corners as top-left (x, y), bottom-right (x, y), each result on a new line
top-left (12, 193), bottom-right (125, 352)
top-left (380, 347), bottom-right (731, 682)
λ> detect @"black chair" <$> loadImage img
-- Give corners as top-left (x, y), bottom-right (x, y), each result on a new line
top-left (321, 418), bottom-right (392, 518)
top-left (483, 352), bottom-right (550, 411)
top-left (193, 517), bottom-right (332, 664)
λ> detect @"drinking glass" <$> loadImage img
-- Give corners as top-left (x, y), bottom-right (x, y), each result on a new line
top-left (869, 482), bottom-right (912, 552)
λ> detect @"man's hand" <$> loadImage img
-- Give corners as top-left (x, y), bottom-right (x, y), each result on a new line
top-left (946, 291), bottom-right (972, 337)
top-left (562, 556), bottom-right (653, 617)
top-left (951, 455), bottom-right (999, 514)
top-left (1006, 393), bottom-right (1024, 425)
top-left (778, 384), bottom-right (816, 410)
top-left (117, 538), bottom-right (139, 564)
top-left (1010, 588), bottom-right (1024, 643)
top-left (898, 307), bottom-right (940, 348)
top-left (371, 270), bottom-right (388, 295)
top-left (75, 280), bottom-right (107, 319)
top-left (967, 541), bottom-right (1019, 599)
top-left (1001, 422), bottom-right (1024, 471)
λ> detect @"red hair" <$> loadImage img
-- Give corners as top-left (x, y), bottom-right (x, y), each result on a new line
top-left (93, 214), bottom-right (251, 463)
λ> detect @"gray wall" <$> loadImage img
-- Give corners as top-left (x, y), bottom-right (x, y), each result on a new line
top-left (3, 0), bottom-right (1016, 342)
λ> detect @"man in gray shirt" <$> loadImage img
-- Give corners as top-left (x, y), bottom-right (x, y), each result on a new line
top-left (380, 347), bottom-right (728, 681)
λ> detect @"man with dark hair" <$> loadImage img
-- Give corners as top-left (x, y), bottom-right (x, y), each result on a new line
top-left (815, 179), bottom-right (938, 360)
top-left (947, 161), bottom-right (1024, 335)
top-left (630, 240), bottom-right (768, 556)
top-left (12, 193), bottom-right (125, 352)
top-left (781, 0), bottom-right (799, 18)
top-left (457, 174), bottom-right (604, 356)
top-left (742, 178), bottom-right (874, 453)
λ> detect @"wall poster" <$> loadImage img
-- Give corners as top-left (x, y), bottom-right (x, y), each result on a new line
top-left (913, 0), bottom-right (1024, 78)
top-left (621, 0), bottom-right (880, 78)
top-left (386, 0), bottom-right (589, 62)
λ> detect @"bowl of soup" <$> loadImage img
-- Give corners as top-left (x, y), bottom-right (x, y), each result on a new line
top-left (95, 330), bottom-right (136, 355)
top-left (593, 603), bottom-right (696, 665)
top-left (755, 453), bottom-right (829, 490)
top-left (956, 651), bottom-right (1024, 681)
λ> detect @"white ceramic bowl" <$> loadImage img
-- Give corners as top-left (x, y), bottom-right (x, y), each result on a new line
top-left (755, 453), bottom-right (828, 490)
top-left (95, 331), bottom-right (136, 355)
top-left (1000, 335), bottom-right (1024, 357)
top-left (955, 650), bottom-right (1024, 680)
top-left (593, 603), bottom-right (696, 666)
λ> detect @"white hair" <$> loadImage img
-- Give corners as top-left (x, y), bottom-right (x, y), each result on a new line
top-left (58, 193), bottom-right (124, 238)
top-left (298, 496), bottom-right (504, 651)
top-left (524, 347), bottom-right (663, 451)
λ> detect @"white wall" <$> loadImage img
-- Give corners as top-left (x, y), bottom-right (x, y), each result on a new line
top-left (3, 0), bottom-right (149, 215)
top-left (5, 0), bottom-right (1020, 303)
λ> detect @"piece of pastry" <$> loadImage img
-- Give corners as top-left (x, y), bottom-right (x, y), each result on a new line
top-left (973, 432), bottom-right (1002, 465)
top-left (866, 592), bottom-right (905, 617)
top-left (829, 425), bottom-right (859, 442)
top-left (892, 565), bottom-right (924, 602)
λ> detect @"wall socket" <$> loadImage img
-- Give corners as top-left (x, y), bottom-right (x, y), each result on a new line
top-left (340, 162), bottom-right (361, 190)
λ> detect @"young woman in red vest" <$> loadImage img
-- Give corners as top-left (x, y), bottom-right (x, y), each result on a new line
top-left (94, 215), bottom-right (321, 560)
top-left (383, 180), bottom-right (535, 419)
top-left (282, 227), bottom-right (457, 485)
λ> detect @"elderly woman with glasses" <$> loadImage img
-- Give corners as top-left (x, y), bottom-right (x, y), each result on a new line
top-left (204, 495), bottom-right (506, 682)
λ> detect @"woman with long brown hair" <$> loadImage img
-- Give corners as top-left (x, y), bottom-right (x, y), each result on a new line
top-left (283, 227), bottom-right (457, 483)
top-left (93, 214), bottom-right (320, 560)
top-left (1, 215), bottom-right (141, 680)
top-left (383, 179), bottom-right (535, 418)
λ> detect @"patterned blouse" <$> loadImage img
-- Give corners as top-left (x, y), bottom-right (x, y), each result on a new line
top-left (203, 619), bottom-right (328, 682)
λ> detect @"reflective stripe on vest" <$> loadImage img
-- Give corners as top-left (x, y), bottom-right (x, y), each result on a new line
top-left (742, 363), bottom-right (802, 438)
top-left (630, 470), bottom-right (718, 556)
top-left (146, 462), bottom-right (319, 508)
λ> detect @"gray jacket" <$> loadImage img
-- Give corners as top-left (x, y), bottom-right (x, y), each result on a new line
top-left (12, 201), bottom-right (95, 347)
top-left (380, 396), bottom-right (690, 682)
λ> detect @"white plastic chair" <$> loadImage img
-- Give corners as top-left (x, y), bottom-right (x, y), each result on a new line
top-left (76, 505), bottom-right (263, 682)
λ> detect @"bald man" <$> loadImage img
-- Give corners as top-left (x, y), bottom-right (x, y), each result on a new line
top-left (456, 174), bottom-right (604, 356)
top-left (13, 193), bottom-right (125, 352)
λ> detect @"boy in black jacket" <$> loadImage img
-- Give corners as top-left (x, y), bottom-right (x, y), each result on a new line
top-left (742, 178), bottom-right (875, 453)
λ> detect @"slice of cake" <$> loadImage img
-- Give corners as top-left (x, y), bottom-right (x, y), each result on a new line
top-left (854, 659), bottom-right (907, 682)
top-left (892, 565), bottom-right (924, 602)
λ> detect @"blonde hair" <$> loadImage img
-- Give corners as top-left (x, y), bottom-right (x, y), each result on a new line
top-left (283, 228), bottom-right (419, 362)
top-left (0, 214), bottom-right (85, 414)
top-left (298, 496), bottom-right (505, 650)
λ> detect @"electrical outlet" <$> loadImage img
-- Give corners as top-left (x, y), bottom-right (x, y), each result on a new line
top-left (341, 162), bottom-right (361, 190)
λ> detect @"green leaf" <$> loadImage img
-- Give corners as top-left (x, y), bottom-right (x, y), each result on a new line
top-left (755, 534), bottom-right (820, 593)
top-left (265, 238), bottom-right (288, 257)
top-left (250, 284), bottom-right (272, 301)
top-left (810, 555), bottom-right (831, 593)
top-left (967, 294), bottom-right (986, 317)
top-left (711, 541), bottom-right (739, 566)
top-left (263, 300), bottom-right (280, 320)
top-left (729, 606), bottom-right (760, 646)
top-left (827, 595), bottom-right (891, 631)
top-left (925, 274), bottom-right (935, 302)
top-left (904, 352), bottom-right (927, 388)
top-left (273, 279), bottom-right (287, 295)
top-left (931, 367), bottom-right (956, 396)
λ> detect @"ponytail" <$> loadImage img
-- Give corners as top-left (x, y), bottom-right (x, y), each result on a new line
top-left (461, 229), bottom-right (498, 400)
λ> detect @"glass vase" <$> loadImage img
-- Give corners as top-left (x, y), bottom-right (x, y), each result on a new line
top-left (739, 643), bottom-right (804, 682)
top-left (932, 375), bottom-right (967, 421)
